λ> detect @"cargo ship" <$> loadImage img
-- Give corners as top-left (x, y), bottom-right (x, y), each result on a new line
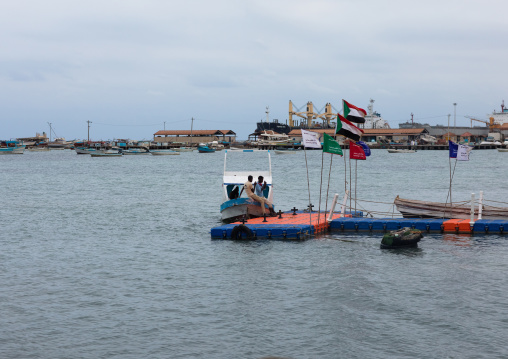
top-left (256, 99), bottom-right (389, 134)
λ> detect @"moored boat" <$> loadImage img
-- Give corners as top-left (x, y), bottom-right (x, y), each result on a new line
top-left (0, 140), bottom-right (25, 154)
top-left (220, 150), bottom-right (275, 222)
top-left (274, 149), bottom-right (298, 155)
top-left (198, 144), bottom-right (216, 153)
top-left (122, 148), bottom-right (151, 155)
top-left (394, 195), bottom-right (508, 219)
top-left (150, 149), bottom-right (180, 155)
top-left (387, 149), bottom-right (415, 153)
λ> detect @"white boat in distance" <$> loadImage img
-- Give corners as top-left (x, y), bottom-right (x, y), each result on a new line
top-left (150, 149), bottom-right (180, 155)
top-left (220, 150), bottom-right (274, 222)
top-left (274, 149), bottom-right (298, 155)
top-left (387, 149), bottom-right (416, 153)
top-left (90, 151), bottom-right (123, 157)
top-left (122, 148), bottom-right (151, 155)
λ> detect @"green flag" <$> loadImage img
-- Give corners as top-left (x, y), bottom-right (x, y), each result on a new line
top-left (323, 133), bottom-right (343, 155)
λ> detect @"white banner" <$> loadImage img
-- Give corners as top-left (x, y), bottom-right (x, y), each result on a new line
top-left (457, 144), bottom-right (472, 161)
top-left (301, 130), bottom-right (321, 149)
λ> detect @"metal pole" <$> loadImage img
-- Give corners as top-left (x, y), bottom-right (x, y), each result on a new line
top-left (453, 103), bottom-right (457, 128)
top-left (327, 193), bottom-right (339, 222)
top-left (87, 120), bottom-right (92, 142)
top-left (470, 193), bottom-right (475, 228)
top-left (478, 191), bottom-right (484, 220)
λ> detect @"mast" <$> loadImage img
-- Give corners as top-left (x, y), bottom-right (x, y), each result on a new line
top-left (265, 106), bottom-right (269, 123)
top-left (190, 117), bottom-right (194, 146)
top-left (87, 120), bottom-right (92, 142)
top-left (47, 122), bottom-right (52, 142)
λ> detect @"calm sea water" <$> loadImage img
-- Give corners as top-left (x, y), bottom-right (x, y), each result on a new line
top-left (1, 149), bottom-right (507, 359)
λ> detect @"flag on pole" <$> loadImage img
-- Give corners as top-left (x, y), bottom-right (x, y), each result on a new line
top-left (336, 114), bottom-right (364, 142)
top-left (357, 140), bottom-right (371, 156)
top-left (323, 133), bottom-right (343, 155)
top-left (301, 129), bottom-right (321, 149)
top-left (457, 144), bottom-right (473, 161)
top-left (349, 141), bottom-right (366, 160)
top-left (343, 100), bottom-right (367, 124)
top-left (449, 140), bottom-right (458, 158)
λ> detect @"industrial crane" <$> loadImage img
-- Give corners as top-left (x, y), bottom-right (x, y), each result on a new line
top-left (465, 116), bottom-right (499, 131)
top-left (288, 101), bottom-right (337, 128)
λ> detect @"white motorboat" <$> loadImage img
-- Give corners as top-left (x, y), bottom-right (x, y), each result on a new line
top-left (387, 149), bottom-right (415, 153)
top-left (220, 150), bottom-right (274, 222)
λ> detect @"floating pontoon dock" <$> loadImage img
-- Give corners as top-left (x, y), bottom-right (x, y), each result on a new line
top-left (211, 213), bottom-right (508, 240)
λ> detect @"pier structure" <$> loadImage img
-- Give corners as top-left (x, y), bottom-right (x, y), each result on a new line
top-left (211, 212), bottom-right (508, 240)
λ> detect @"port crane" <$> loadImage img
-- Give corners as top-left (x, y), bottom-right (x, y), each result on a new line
top-left (465, 116), bottom-right (499, 131)
top-left (288, 101), bottom-right (337, 128)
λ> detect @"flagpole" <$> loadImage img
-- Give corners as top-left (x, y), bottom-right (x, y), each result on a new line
top-left (355, 159), bottom-right (358, 215)
top-left (324, 153), bottom-right (333, 216)
top-left (303, 146), bottom-right (312, 227)
top-left (317, 149), bottom-right (325, 226)
top-left (349, 149), bottom-right (352, 213)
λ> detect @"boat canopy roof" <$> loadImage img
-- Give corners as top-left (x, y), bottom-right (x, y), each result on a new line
top-left (223, 171), bottom-right (272, 186)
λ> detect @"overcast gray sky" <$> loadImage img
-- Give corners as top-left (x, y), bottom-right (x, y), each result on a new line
top-left (1, 0), bottom-right (507, 140)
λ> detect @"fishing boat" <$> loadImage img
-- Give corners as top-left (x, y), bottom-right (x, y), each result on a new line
top-left (274, 149), bottom-right (298, 155)
top-left (90, 150), bottom-right (123, 157)
top-left (74, 141), bottom-right (110, 155)
top-left (150, 149), bottom-right (180, 155)
top-left (387, 149), bottom-right (415, 153)
top-left (198, 144), bottom-right (216, 153)
top-left (394, 196), bottom-right (508, 219)
top-left (122, 148), bottom-right (151, 155)
top-left (220, 150), bottom-right (274, 223)
top-left (0, 140), bottom-right (25, 154)
top-left (173, 147), bottom-right (193, 152)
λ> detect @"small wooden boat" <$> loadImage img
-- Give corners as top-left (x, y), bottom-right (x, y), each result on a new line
top-left (122, 148), bottom-right (150, 155)
top-left (173, 147), bottom-right (193, 152)
top-left (0, 141), bottom-right (25, 154)
top-left (387, 149), bottom-right (415, 153)
top-left (150, 150), bottom-right (180, 156)
top-left (497, 148), bottom-right (508, 152)
top-left (90, 151), bottom-right (123, 157)
top-left (198, 145), bottom-right (216, 153)
top-left (274, 149), bottom-right (298, 155)
top-left (394, 195), bottom-right (508, 219)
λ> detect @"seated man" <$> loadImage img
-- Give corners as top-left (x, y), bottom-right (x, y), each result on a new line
top-left (240, 175), bottom-right (276, 216)
top-left (253, 175), bottom-right (267, 198)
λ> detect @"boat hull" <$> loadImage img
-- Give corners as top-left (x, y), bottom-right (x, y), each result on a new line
top-left (150, 151), bottom-right (180, 155)
top-left (0, 148), bottom-right (24, 154)
top-left (394, 196), bottom-right (508, 219)
top-left (220, 198), bottom-right (272, 222)
top-left (90, 153), bottom-right (122, 157)
top-left (387, 149), bottom-right (415, 153)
